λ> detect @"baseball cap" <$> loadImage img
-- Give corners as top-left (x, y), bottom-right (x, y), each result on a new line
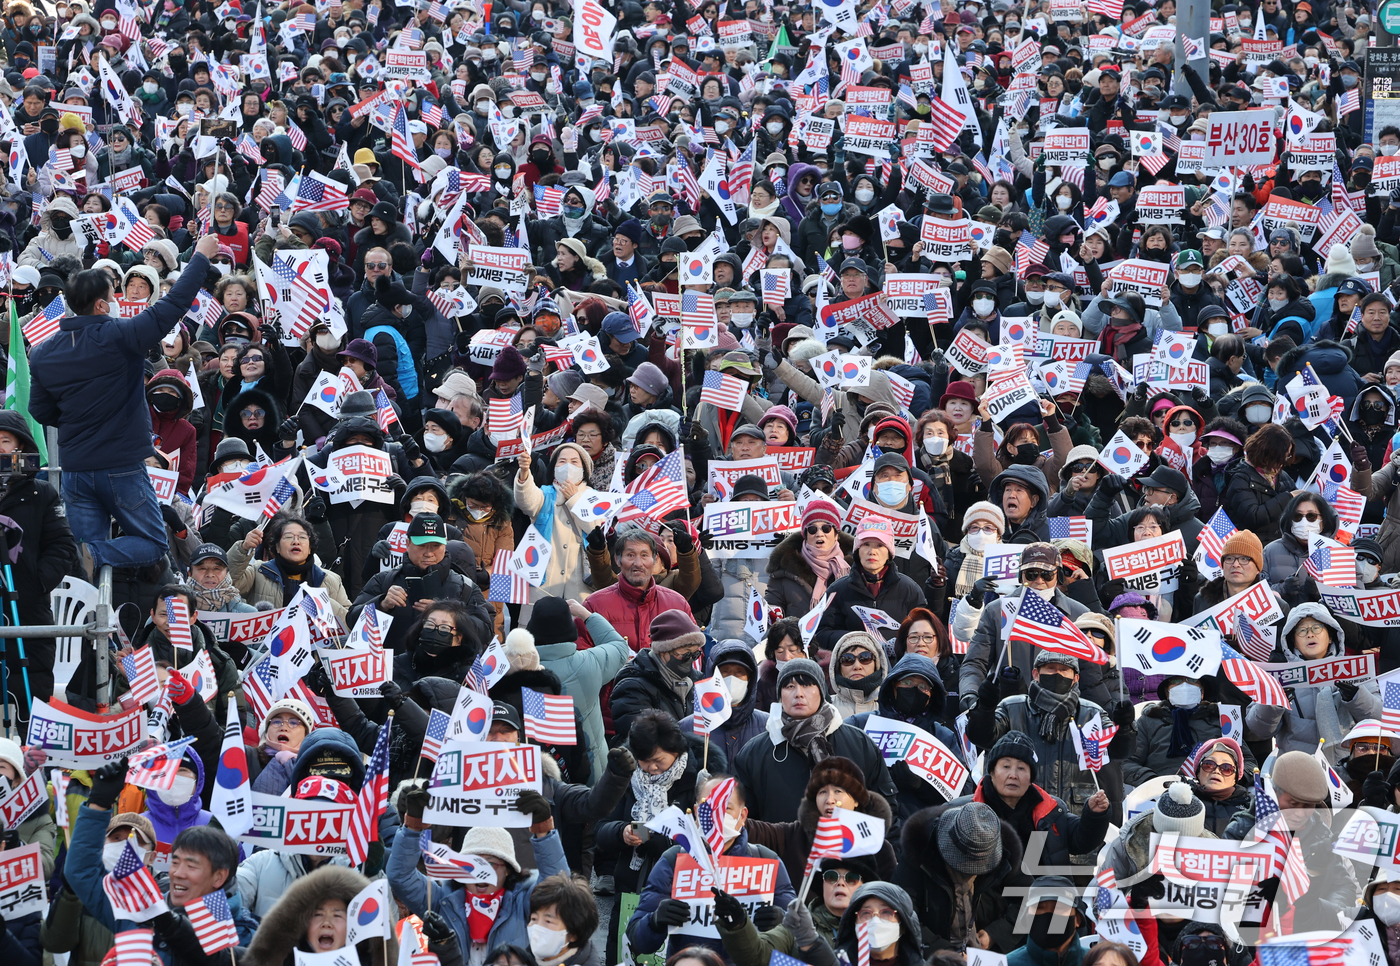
top-left (407, 512), bottom-right (448, 545)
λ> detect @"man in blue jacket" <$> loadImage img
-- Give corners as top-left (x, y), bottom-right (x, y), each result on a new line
top-left (627, 775), bottom-right (797, 963)
top-left (29, 233), bottom-right (217, 574)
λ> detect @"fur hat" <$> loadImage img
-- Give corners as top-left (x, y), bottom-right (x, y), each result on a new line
top-left (806, 756), bottom-right (870, 808)
top-left (1153, 781), bottom-right (1205, 836)
top-left (787, 339), bottom-right (829, 365)
top-left (1221, 530), bottom-right (1264, 572)
top-left (648, 610), bottom-right (704, 655)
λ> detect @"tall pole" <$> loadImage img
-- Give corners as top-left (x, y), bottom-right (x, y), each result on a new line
top-left (1174, 0), bottom-right (1212, 94)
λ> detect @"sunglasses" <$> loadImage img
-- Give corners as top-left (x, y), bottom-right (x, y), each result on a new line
top-left (240, 408), bottom-right (266, 419)
top-left (242, 355), bottom-right (264, 364)
top-left (1293, 511), bottom-right (1321, 522)
top-left (365, 261), bottom-right (389, 269)
top-left (805, 524), bottom-right (834, 536)
top-left (822, 870), bottom-right (863, 884)
top-left (1198, 759), bottom-right (1236, 776)
top-left (1022, 569), bottom-right (1057, 582)
top-left (839, 651), bottom-right (876, 666)
top-left (1068, 461), bottom-right (1097, 474)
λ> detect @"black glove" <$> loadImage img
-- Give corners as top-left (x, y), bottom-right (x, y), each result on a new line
top-left (585, 527), bottom-right (606, 553)
top-left (88, 758), bottom-right (129, 810)
top-left (607, 745), bottom-right (637, 777)
top-left (304, 495), bottom-right (327, 522)
top-left (1190, 385), bottom-right (1209, 405)
top-left (1337, 680), bottom-right (1359, 701)
top-left (385, 473), bottom-right (406, 494)
top-left (160, 503), bottom-right (187, 538)
top-left (421, 911), bottom-right (454, 945)
top-left (977, 675), bottom-right (1000, 708)
top-left (698, 529), bottom-right (714, 550)
top-left (966, 576), bottom-right (996, 609)
top-left (515, 789), bottom-right (552, 824)
top-left (1133, 381), bottom-right (1150, 401)
top-left (1351, 444), bottom-right (1372, 472)
top-left (669, 523), bottom-right (694, 553)
top-left (711, 888), bottom-right (747, 930)
top-left (999, 665), bottom-right (1025, 695)
top-left (678, 419), bottom-right (693, 441)
top-left (1112, 700), bottom-right (1136, 728)
top-left (398, 434), bottom-right (422, 463)
top-left (1128, 873), bottom-right (1166, 908)
top-left (401, 781), bottom-right (430, 820)
top-left (752, 903), bottom-right (784, 931)
top-left (1365, 770), bottom-right (1392, 808)
top-left (829, 409), bottom-right (845, 438)
top-left (652, 898), bottom-right (692, 929)
top-left (928, 348), bottom-right (948, 369)
top-left (304, 661), bottom-right (332, 698)
top-left (380, 680), bottom-right (406, 710)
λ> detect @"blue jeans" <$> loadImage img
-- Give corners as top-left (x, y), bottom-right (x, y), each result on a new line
top-left (62, 463), bottom-right (169, 570)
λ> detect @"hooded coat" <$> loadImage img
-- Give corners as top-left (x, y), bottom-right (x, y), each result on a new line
top-left (679, 638), bottom-right (771, 766)
top-left (1276, 339), bottom-right (1368, 414)
top-left (147, 369), bottom-right (198, 493)
top-left (221, 386), bottom-right (283, 455)
top-left (1124, 691), bottom-right (1258, 786)
top-left (1260, 491), bottom-right (1339, 607)
top-left (19, 194), bottom-right (83, 267)
top-left (984, 465), bottom-right (1052, 544)
top-left (822, 632), bottom-right (892, 719)
top-left (536, 184), bottom-right (611, 258)
top-left (227, 539), bottom-right (352, 621)
top-left (1220, 460), bottom-right (1297, 546)
top-left (243, 866), bottom-right (399, 966)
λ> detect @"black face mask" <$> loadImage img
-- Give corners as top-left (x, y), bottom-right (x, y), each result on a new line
top-left (1363, 403), bottom-right (1388, 425)
top-left (665, 655), bottom-right (702, 680)
top-left (1346, 754), bottom-right (1395, 779)
top-left (39, 118), bottom-right (56, 135)
top-left (1143, 248), bottom-right (1170, 261)
top-left (416, 624), bottom-right (455, 657)
top-left (892, 686), bottom-right (930, 716)
top-left (531, 151), bottom-right (552, 167)
top-left (1012, 442), bottom-right (1040, 464)
top-left (1355, 174), bottom-right (1372, 188)
top-left (1038, 672), bottom-right (1074, 694)
top-left (50, 216), bottom-right (72, 238)
top-left (150, 393), bottom-right (180, 413)
top-left (1178, 937), bottom-right (1228, 966)
top-left (1299, 181), bottom-right (1323, 201)
top-left (1028, 909), bottom-right (1078, 949)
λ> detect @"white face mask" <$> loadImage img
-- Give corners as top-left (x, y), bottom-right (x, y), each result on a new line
top-left (157, 773), bottom-right (197, 806)
top-left (1055, 195), bottom-right (1073, 210)
top-left (103, 840), bottom-right (147, 871)
top-left (1361, 562), bottom-right (1381, 585)
top-left (1098, 158), bottom-right (1115, 170)
top-left (966, 531), bottom-right (994, 551)
top-left (1207, 321), bottom-right (1228, 335)
top-left (715, 120), bottom-right (730, 134)
top-left (1207, 445), bottom-right (1236, 465)
top-left (1030, 585), bottom-right (1056, 601)
top-left (315, 332), bottom-right (340, 351)
top-left (527, 924), bottom-right (569, 960)
top-left (1245, 404), bottom-right (1273, 424)
top-left (766, 121), bottom-right (784, 135)
top-left (721, 812), bottom-right (742, 842)
top-left (468, 505), bottom-right (491, 520)
top-left (731, 312), bottom-right (754, 327)
top-left (1170, 114), bottom-right (1189, 125)
top-left (214, 262), bottom-right (231, 276)
top-left (866, 919), bottom-right (901, 950)
top-left (923, 436), bottom-right (948, 456)
top-left (71, 143), bottom-right (86, 158)
top-left (1292, 518), bottom-right (1321, 540)
top-left (176, 102), bottom-right (193, 116)
top-left (1305, 56), bottom-right (1319, 67)
top-left (494, 165), bottom-right (512, 178)
top-left (1383, 145), bottom-right (1400, 157)
top-left (531, 70), bottom-right (546, 82)
top-left (1026, 290), bottom-right (1045, 305)
top-left (143, 81), bottom-right (158, 95)
top-left (1169, 430), bottom-right (1196, 451)
top-left (1179, 272), bottom-right (1202, 288)
top-left (724, 675), bottom-right (748, 702)
top-left (1043, 291), bottom-right (1062, 308)
top-left (855, 187), bottom-right (875, 203)
top-left (423, 432), bottom-right (449, 453)
top-left (409, 499), bottom-right (437, 516)
top-left (1168, 682), bottom-right (1201, 708)
top-left (972, 297), bottom-right (995, 316)
top-left (1375, 892), bottom-right (1400, 926)
top-left (555, 462), bottom-right (584, 485)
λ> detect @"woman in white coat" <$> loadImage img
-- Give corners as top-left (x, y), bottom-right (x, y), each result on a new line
top-left (514, 441), bottom-right (605, 602)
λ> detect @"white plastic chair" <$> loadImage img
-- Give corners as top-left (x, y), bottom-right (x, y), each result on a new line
top-left (50, 575), bottom-right (99, 693)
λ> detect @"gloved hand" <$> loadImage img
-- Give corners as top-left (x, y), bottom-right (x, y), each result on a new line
top-left (651, 898), bottom-right (692, 929)
top-left (305, 661), bottom-right (332, 697)
top-left (698, 529), bottom-right (714, 550)
top-left (585, 527), bottom-right (606, 553)
top-left (1190, 385), bottom-right (1210, 405)
top-left (752, 903), bottom-right (784, 931)
top-left (607, 745), bottom-right (637, 777)
top-left (784, 898), bottom-right (818, 947)
top-left (999, 665), bottom-right (1025, 696)
top-left (1099, 472), bottom-right (1126, 494)
top-left (710, 888), bottom-right (747, 930)
top-left (1337, 680), bottom-right (1359, 701)
top-left (161, 504), bottom-right (187, 539)
top-left (21, 745), bottom-right (45, 775)
top-left (421, 910), bottom-right (455, 945)
top-left (1128, 873), bottom-right (1166, 908)
top-left (165, 667), bottom-right (197, 705)
top-left (88, 757), bottom-right (129, 810)
top-left (966, 576), bottom-right (996, 609)
top-left (399, 434), bottom-right (422, 463)
top-left (386, 474), bottom-right (406, 495)
top-left (1351, 444), bottom-right (1371, 472)
top-left (1134, 381), bottom-right (1150, 401)
top-left (515, 789), bottom-right (552, 824)
top-left (669, 523), bottom-right (694, 553)
top-left (829, 409), bottom-right (845, 438)
top-left (304, 495), bottom-right (327, 522)
top-left (928, 348), bottom-right (948, 370)
top-left (977, 675), bottom-right (1000, 708)
top-left (1365, 769), bottom-right (1392, 808)
top-left (278, 416), bottom-right (300, 441)
top-left (1112, 700), bottom-right (1136, 728)
top-left (959, 692), bottom-right (979, 712)
top-left (380, 680), bottom-right (406, 710)
top-left (401, 781), bottom-right (430, 820)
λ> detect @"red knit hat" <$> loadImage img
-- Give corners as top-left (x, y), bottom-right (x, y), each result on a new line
top-left (801, 497), bottom-right (842, 531)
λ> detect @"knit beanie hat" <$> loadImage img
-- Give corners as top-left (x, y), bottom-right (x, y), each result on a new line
top-left (962, 501), bottom-right (1005, 535)
top-left (1221, 530), bottom-right (1264, 572)
top-left (988, 731), bottom-right (1037, 783)
top-left (936, 801), bottom-right (1004, 874)
top-left (461, 827), bottom-right (521, 872)
top-left (648, 610), bottom-right (705, 654)
top-left (259, 698), bottom-right (317, 740)
top-left (524, 596), bottom-right (578, 648)
top-left (1272, 750), bottom-right (1329, 804)
top-left (1326, 243), bottom-right (1359, 276)
top-left (806, 756), bottom-right (870, 808)
top-left (802, 497), bottom-right (843, 531)
top-left (1153, 781), bottom-right (1206, 836)
top-left (776, 657), bottom-right (828, 696)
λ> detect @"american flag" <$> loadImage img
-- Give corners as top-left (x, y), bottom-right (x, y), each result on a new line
top-left (23, 293), bottom-right (66, 345)
top-left (1220, 640), bottom-right (1288, 705)
top-left (243, 655), bottom-right (281, 723)
top-left (103, 841), bottom-right (166, 919)
top-left (117, 13), bottom-right (140, 39)
top-left (420, 708), bottom-right (451, 764)
top-left (648, 94), bottom-right (676, 116)
top-left (1197, 508), bottom-right (1238, 569)
top-left (389, 102), bottom-right (422, 178)
top-left (52, 148), bottom-right (71, 172)
top-left (1383, 676), bottom-right (1400, 730)
top-left (1235, 611), bottom-right (1272, 663)
top-left (1324, 482), bottom-right (1366, 529)
top-left (1087, 0), bottom-right (1124, 14)
top-left (971, 152), bottom-right (994, 184)
top-left (114, 930), bottom-right (154, 966)
top-left (729, 140), bottom-right (755, 197)
top-left (121, 646), bottom-right (161, 706)
top-left (1258, 944), bottom-right (1350, 966)
top-left (1339, 89), bottom-right (1361, 116)
top-left (373, 388), bottom-right (397, 432)
top-left (425, 0), bottom-right (447, 19)
top-left (261, 476), bottom-right (295, 520)
top-left (681, 290), bottom-right (716, 328)
top-left (1061, 164), bottom-right (1085, 191)
top-left (488, 548), bottom-right (530, 604)
top-left (577, 105), bottom-right (604, 127)
top-left (255, 170), bottom-right (284, 212)
top-left (513, 46), bottom-right (534, 71)
top-left (1015, 233), bottom-right (1051, 275)
top-left (421, 830), bottom-right (495, 882)
top-left (617, 449), bottom-right (689, 523)
top-left (1251, 770), bottom-right (1311, 903)
top-left (185, 888), bottom-right (239, 953)
top-left (1008, 590), bottom-right (1109, 664)
top-left (696, 776), bottom-right (735, 856)
top-left (423, 103), bottom-right (444, 129)
top-left (270, 255), bottom-right (330, 338)
top-left (919, 9), bottom-right (938, 31)
top-left (290, 11), bottom-right (316, 28)
top-left (164, 596), bottom-right (193, 652)
top-left (1047, 517), bottom-right (1090, 540)
top-left (763, 270), bottom-right (791, 303)
top-left (1331, 161), bottom-right (1351, 212)
top-left (1306, 542), bottom-right (1356, 586)
top-left (626, 283), bottom-right (655, 335)
top-left (235, 134), bottom-right (264, 165)
top-left (1095, 866), bottom-right (1117, 914)
top-left (836, 57), bottom-right (861, 96)
top-left (924, 97), bottom-right (967, 152)
top-left (1078, 720), bottom-right (1118, 772)
top-left (534, 184), bottom-right (564, 217)
top-left (464, 656), bottom-right (491, 695)
top-left (488, 393), bottom-right (525, 442)
top-left (701, 370), bottom-right (747, 412)
top-left (293, 172), bottom-right (349, 212)
top-left (521, 687), bottom-right (576, 745)
top-left (346, 718), bottom-right (391, 865)
top-left (1202, 191), bottom-right (1232, 228)
top-left (127, 736), bottom-right (197, 790)
top-left (286, 117), bottom-right (308, 152)
top-left (1346, 306), bottom-right (1363, 336)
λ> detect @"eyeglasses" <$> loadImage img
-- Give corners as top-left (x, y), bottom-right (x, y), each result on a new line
top-left (897, 681), bottom-right (933, 696)
top-left (1294, 621), bottom-right (1329, 636)
top-left (854, 908), bottom-right (900, 924)
top-left (839, 650), bottom-right (876, 667)
top-left (805, 524), bottom-right (834, 536)
top-left (240, 408), bottom-right (266, 419)
top-left (1134, 523), bottom-right (1163, 534)
top-left (366, 261), bottom-right (389, 269)
top-left (574, 430), bottom-right (601, 442)
top-left (966, 525), bottom-right (999, 536)
top-left (906, 633), bottom-right (937, 644)
top-left (1222, 554), bottom-right (1255, 567)
top-left (1292, 509), bottom-right (1322, 523)
top-left (422, 622), bottom-right (456, 636)
top-left (1022, 568), bottom-right (1057, 582)
top-left (823, 870), bottom-right (863, 884)
top-left (1198, 759), bottom-right (1236, 776)
top-left (267, 714), bottom-right (304, 729)
top-left (213, 202), bottom-right (237, 211)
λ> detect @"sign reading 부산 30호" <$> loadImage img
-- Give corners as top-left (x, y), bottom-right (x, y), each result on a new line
top-left (27, 697), bottom-right (146, 768)
top-left (1318, 586), bottom-right (1400, 626)
top-left (863, 714), bottom-right (969, 800)
top-left (1202, 110), bottom-right (1276, 168)
top-left (425, 740), bottom-right (542, 827)
top-left (668, 854), bottom-right (779, 939)
top-left (702, 501), bottom-right (800, 558)
top-left (239, 792), bottom-right (353, 855)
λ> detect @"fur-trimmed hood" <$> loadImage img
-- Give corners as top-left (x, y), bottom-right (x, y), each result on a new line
top-left (243, 865), bottom-right (398, 966)
top-left (765, 529), bottom-right (855, 590)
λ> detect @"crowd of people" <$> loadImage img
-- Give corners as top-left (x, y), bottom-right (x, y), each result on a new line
top-left (0, 0), bottom-right (1396, 964)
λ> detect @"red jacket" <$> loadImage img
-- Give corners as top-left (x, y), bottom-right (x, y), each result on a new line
top-left (584, 577), bottom-right (693, 652)
top-left (149, 410), bottom-right (196, 494)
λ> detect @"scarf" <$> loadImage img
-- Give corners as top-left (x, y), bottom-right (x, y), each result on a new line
top-left (1168, 706), bottom-right (1196, 758)
top-left (187, 575), bottom-right (241, 611)
top-left (1101, 321), bottom-right (1144, 365)
top-left (653, 653), bottom-right (696, 702)
top-left (801, 540), bottom-right (850, 609)
top-left (1028, 681), bottom-right (1078, 743)
top-left (947, 868), bottom-right (978, 953)
top-left (954, 539), bottom-right (986, 596)
top-left (748, 200), bottom-right (780, 218)
top-left (630, 751), bottom-right (689, 825)
top-left (780, 704), bottom-right (838, 762)
top-left (859, 563), bottom-right (888, 600)
top-left (466, 889), bottom-right (503, 944)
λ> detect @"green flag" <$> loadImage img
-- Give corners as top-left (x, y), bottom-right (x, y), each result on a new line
top-left (6, 300), bottom-right (48, 465)
top-left (765, 24), bottom-right (792, 62)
